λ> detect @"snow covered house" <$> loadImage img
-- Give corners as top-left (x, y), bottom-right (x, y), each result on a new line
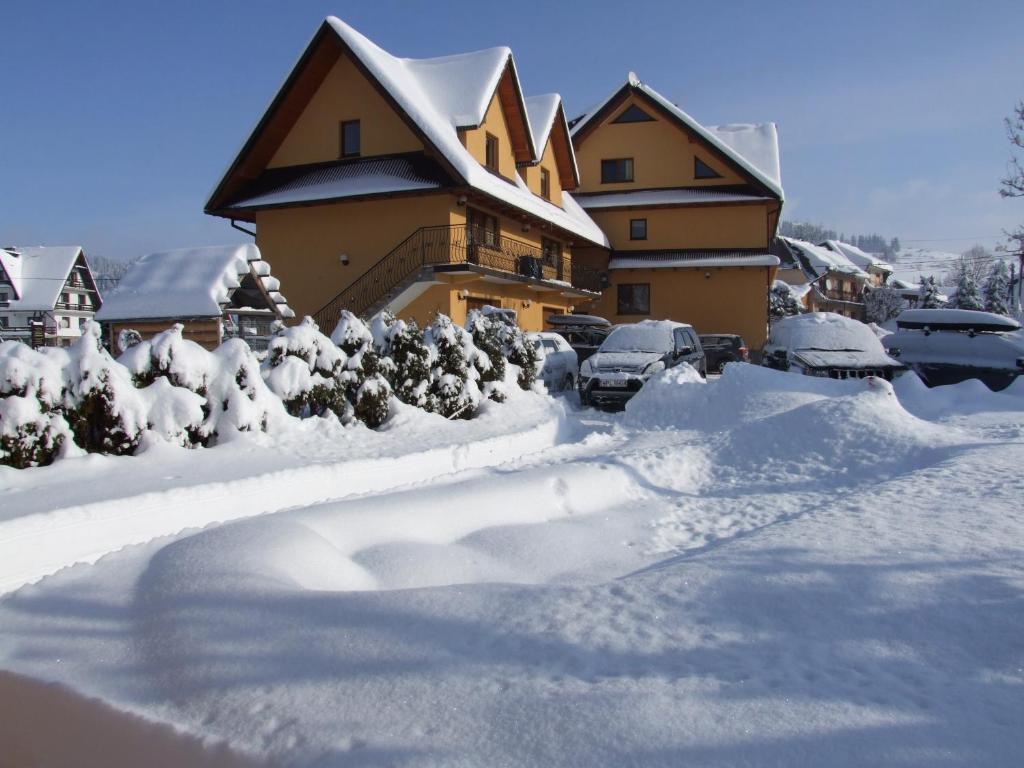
top-left (820, 240), bottom-right (893, 287)
top-left (95, 244), bottom-right (294, 350)
top-left (204, 17), bottom-right (607, 333)
top-left (0, 246), bottom-right (102, 347)
top-left (566, 74), bottom-right (784, 350)
top-left (773, 237), bottom-right (871, 319)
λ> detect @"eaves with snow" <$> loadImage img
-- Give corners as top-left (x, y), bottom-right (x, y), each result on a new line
top-left (95, 244), bottom-right (294, 322)
top-left (206, 17), bottom-right (607, 248)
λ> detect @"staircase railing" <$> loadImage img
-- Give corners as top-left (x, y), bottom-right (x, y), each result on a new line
top-left (312, 224), bottom-right (603, 329)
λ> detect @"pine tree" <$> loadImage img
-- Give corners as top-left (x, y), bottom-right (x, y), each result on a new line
top-left (426, 314), bottom-right (479, 419)
top-left (465, 309), bottom-right (507, 401)
top-left (864, 286), bottom-right (904, 323)
top-left (387, 320), bottom-right (433, 409)
top-left (769, 282), bottom-right (801, 318)
top-left (984, 260), bottom-right (1011, 315)
top-left (952, 271), bottom-right (984, 311)
top-left (918, 276), bottom-right (942, 309)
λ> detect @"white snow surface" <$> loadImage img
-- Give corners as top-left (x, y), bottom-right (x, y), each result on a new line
top-left (896, 308), bottom-right (1020, 330)
top-left (2, 365), bottom-right (1023, 766)
top-left (96, 244), bottom-right (291, 321)
top-left (780, 236), bottom-right (870, 279)
top-left (0, 245), bottom-right (87, 311)
top-left (823, 240), bottom-right (893, 272)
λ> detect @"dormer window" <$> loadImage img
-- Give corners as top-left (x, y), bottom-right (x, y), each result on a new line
top-left (540, 168), bottom-right (551, 200)
top-left (485, 133), bottom-right (499, 172)
top-left (340, 120), bottom-right (361, 158)
top-left (694, 156), bottom-right (722, 179)
top-left (601, 158), bottom-right (634, 183)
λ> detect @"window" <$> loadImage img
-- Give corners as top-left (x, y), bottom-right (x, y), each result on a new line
top-left (540, 167), bottom-right (551, 200)
top-left (694, 157), bottom-right (722, 179)
top-left (601, 158), bottom-right (634, 183)
top-left (79, 316), bottom-right (88, 329)
top-left (340, 120), bottom-right (361, 158)
top-left (485, 133), bottom-right (499, 172)
top-left (617, 283), bottom-right (650, 315)
top-left (59, 317), bottom-right (71, 329)
top-left (612, 104), bottom-right (655, 124)
top-left (629, 218), bottom-right (647, 240)
top-left (468, 208), bottom-right (499, 247)
top-left (61, 292), bottom-right (70, 305)
top-left (0, 291), bottom-right (8, 305)
top-left (541, 237), bottom-right (561, 266)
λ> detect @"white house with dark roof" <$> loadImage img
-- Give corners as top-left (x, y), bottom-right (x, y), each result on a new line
top-left (95, 244), bottom-right (294, 351)
top-left (0, 246), bottom-right (102, 347)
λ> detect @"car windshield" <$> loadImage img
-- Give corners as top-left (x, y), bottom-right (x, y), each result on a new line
top-left (600, 325), bottom-right (674, 354)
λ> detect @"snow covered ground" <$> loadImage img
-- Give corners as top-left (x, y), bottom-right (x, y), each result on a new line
top-left (1, 365), bottom-right (1023, 766)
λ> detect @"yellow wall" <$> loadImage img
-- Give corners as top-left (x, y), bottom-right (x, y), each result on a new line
top-left (588, 203), bottom-right (772, 251)
top-left (254, 195), bottom-right (453, 318)
top-left (268, 53), bottom-right (423, 168)
top-left (460, 92), bottom-right (518, 180)
top-left (590, 266), bottom-right (775, 349)
top-left (574, 93), bottom-right (745, 193)
top-left (520, 138), bottom-right (564, 207)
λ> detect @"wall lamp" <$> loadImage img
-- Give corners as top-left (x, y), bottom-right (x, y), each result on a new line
top-left (457, 195), bottom-right (468, 206)
top-left (339, 253), bottom-right (350, 266)
top-left (704, 271), bottom-right (712, 279)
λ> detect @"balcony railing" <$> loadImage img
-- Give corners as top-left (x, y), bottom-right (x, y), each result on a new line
top-left (55, 301), bottom-right (95, 311)
top-left (314, 224), bottom-right (603, 328)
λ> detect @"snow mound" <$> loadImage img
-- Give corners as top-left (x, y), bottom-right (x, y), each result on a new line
top-left (894, 372), bottom-right (1024, 418)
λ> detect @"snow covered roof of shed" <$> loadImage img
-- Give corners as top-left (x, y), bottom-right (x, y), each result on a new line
top-left (1, 246), bottom-right (89, 311)
top-left (206, 18), bottom-right (607, 247)
top-left (576, 187), bottom-right (771, 210)
top-left (96, 244), bottom-right (294, 322)
top-left (570, 73), bottom-right (784, 200)
top-left (822, 240), bottom-right (893, 273)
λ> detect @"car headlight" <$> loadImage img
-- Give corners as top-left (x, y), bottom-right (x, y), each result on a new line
top-left (580, 358), bottom-right (594, 376)
top-left (643, 360), bottom-right (666, 375)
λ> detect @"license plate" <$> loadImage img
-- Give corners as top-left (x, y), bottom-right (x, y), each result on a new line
top-left (603, 379), bottom-right (628, 388)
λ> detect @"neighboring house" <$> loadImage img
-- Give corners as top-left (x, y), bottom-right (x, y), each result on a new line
top-left (0, 246), bottom-right (102, 347)
top-left (774, 237), bottom-right (871, 319)
top-left (890, 278), bottom-right (948, 309)
top-left (95, 244), bottom-right (294, 351)
top-left (204, 17), bottom-right (607, 333)
top-left (820, 240), bottom-right (893, 286)
top-left (567, 73), bottom-right (784, 349)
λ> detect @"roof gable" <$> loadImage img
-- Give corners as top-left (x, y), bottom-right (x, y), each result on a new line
top-left (3, 246), bottom-right (88, 311)
top-left (524, 94), bottom-right (580, 189)
top-left (0, 248), bottom-right (22, 300)
top-left (571, 74), bottom-right (783, 200)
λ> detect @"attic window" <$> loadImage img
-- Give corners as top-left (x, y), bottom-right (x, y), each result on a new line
top-left (540, 168), bottom-right (551, 200)
top-left (612, 104), bottom-right (655, 124)
top-left (601, 158), bottom-right (634, 183)
top-left (694, 157), bottom-right (722, 179)
top-left (485, 133), bottom-right (500, 172)
top-left (340, 120), bottom-right (361, 158)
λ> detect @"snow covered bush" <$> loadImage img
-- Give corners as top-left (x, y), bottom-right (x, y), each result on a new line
top-left (501, 323), bottom-right (540, 391)
top-left (984, 260), bottom-right (1010, 315)
top-left (0, 341), bottom-right (69, 468)
top-left (950, 271), bottom-right (984, 311)
top-left (208, 339), bottom-right (283, 438)
top-left (918, 275), bottom-right (943, 309)
top-left (769, 280), bottom-right (803, 318)
top-left (332, 311), bottom-right (392, 426)
top-left (116, 328), bottom-right (142, 354)
top-left (263, 317), bottom-right (349, 420)
top-left (864, 286), bottom-right (905, 324)
top-left (382, 318), bottom-right (433, 409)
top-left (354, 373), bottom-right (391, 428)
top-left (465, 309), bottom-right (508, 402)
top-left (425, 314), bottom-right (482, 419)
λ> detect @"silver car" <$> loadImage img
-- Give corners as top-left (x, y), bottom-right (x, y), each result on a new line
top-left (530, 332), bottom-right (579, 392)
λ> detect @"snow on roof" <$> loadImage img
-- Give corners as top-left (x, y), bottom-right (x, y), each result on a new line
top-left (2, 246), bottom-right (86, 311)
top-left (570, 74), bottom-right (784, 199)
top-left (0, 248), bottom-right (22, 300)
top-left (96, 244), bottom-right (292, 321)
top-left (314, 18), bottom-right (605, 246)
top-left (779, 237), bottom-right (869, 280)
top-left (768, 312), bottom-right (891, 359)
top-left (610, 252), bottom-right (779, 269)
top-left (524, 94), bottom-right (560, 153)
top-left (822, 240), bottom-right (893, 272)
top-left (577, 187), bottom-right (771, 210)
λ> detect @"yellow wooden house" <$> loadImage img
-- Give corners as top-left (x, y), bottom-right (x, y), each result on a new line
top-left (205, 17), bottom-right (608, 332)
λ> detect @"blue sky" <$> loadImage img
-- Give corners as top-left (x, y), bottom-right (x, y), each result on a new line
top-left (2, 0), bottom-right (1022, 260)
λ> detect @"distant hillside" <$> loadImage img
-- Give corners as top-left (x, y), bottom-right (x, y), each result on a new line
top-left (778, 221), bottom-right (900, 258)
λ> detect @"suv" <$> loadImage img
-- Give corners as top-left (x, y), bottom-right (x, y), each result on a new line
top-left (579, 320), bottom-right (705, 408)
top-left (762, 312), bottom-right (904, 380)
top-left (883, 308), bottom-right (1024, 391)
top-left (545, 314), bottom-right (611, 364)
top-left (699, 334), bottom-right (749, 372)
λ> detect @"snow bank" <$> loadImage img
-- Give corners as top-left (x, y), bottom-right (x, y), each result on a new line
top-left (894, 372), bottom-right (1024, 419)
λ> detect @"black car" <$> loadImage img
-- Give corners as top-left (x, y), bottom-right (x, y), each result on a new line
top-left (545, 314), bottom-right (611, 364)
top-left (698, 334), bottom-right (749, 372)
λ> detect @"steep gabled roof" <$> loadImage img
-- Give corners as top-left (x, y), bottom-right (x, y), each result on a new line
top-left (96, 244), bottom-right (294, 322)
top-left (822, 240), bottom-right (893, 273)
top-left (523, 93), bottom-right (581, 189)
top-left (3, 246), bottom-right (90, 311)
top-left (571, 73), bottom-right (784, 200)
top-left (206, 17), bottom-right (606, 246)
top-left (778, 237), bottom-right (869, 281)
top-left (0, 248), bottom-right (22, 300)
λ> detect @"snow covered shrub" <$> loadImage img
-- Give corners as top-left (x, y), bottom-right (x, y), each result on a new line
top-left (382, 318), bottom-right (433, 409)
top-left (501, 323), bottom-right (540, 391)
top-left (354, 373), bottom-right (391, 428)
top-left (0, 341), bottom-right (69, 468)
top-left (984, 260), bottom-right (1010, 315)
top-left (950, 272), bottom-right (984, 311)
top-left (208, 339), bottom-right (283, 437)
top-left (918, 276), bottom-right (943, 309)
top-left (864, 286), bottom-right (905, 324)
top-left (769, 280), bottom-right (803, 318)
top-left (465, 309), bottom-right (508, 402)
top-left (331, 311), bottom-right (392, 426)
top-left (264, 317), bottom-right (349, 419)
top-left (64, 324), bottom-right (147, 455)
top-left (426, 314), bottom-right (481, 419)
top-left (116, 328), bottom-right (142, 354)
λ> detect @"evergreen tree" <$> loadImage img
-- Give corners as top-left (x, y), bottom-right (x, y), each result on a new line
top-left (769, 281), bottom-right (802, 318)
top-left (465, 309), bottom-right (508, 402)
top-left (386, 319), bottom-right (433, 409)
top-left (864, 286), bottom-right (904, 324)
top-left (427, 314), bottom-right (478, 419)
top-left (952, 271), bottom-right (984, 311)
top-left (918, 276), bottom-right (942, 309)
top-left (984, 260), bottom-right (1011, 315)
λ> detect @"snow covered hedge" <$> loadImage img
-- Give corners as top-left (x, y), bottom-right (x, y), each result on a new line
top-left (0, 312), bottom-right (540, 469)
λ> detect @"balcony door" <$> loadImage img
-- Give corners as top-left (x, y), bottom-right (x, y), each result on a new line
top-left (466, 208), bottom-right (498, 265)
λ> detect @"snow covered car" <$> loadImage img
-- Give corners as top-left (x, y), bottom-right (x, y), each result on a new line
top-left (762, 312), bottom-right (904, 380)
top-left (882, 308), bottom-right (1024, 391)
top-left (699, 334), bottom-right (749, 372)
top-left (545, 314), bottom-right (611, 364)
top-left (579, 320), bottom-right (705, 408)
top-left (529, 332), bottom-right (579, 392)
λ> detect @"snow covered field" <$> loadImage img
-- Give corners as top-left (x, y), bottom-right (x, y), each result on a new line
top-left (1, 365), bottom-right (1023, 767)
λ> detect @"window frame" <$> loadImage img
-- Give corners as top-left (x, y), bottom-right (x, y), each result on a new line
top-left (340, 119), bottom-right (361, 158)
top-left (629, 218), bottom-right (647, 241)
top-left (616, 283), bottom-right (651, 315)
top-left (540, 167), bottom-right (551, 200)
top-left (611, 104), bottom-right (656, 124)
top-left (601, 158), bottom-right (634, 184)
top-left (541, 237), bottom-right (561, 266)
top-left (485, 132), bottom-right (500, 172)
